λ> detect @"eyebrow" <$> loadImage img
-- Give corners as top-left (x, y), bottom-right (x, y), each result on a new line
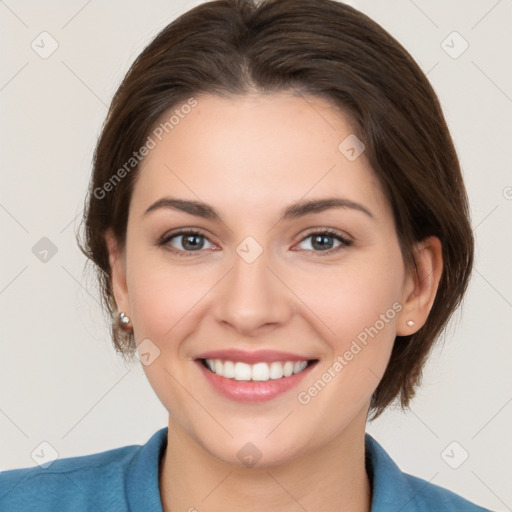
top-left (143, 196), bottom-right (374, 222)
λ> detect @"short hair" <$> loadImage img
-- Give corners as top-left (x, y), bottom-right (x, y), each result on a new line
top-left (78, 0), bottom-right (474, 420)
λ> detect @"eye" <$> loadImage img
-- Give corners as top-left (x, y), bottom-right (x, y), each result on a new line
top-left (158, 228), bottom-right (352, 257)
top-left (296, 229), bottom-right (352, 254)
top-left (159, 229), bottom-right (215, 256)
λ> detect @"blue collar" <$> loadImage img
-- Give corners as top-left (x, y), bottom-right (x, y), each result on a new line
top-left (125, 427), bottom-right (489, 512)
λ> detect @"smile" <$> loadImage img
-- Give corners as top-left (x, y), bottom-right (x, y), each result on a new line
top-left (196, 358), bottom-right (319, 403)
top-left (201, 358), bottom-right (314, 381)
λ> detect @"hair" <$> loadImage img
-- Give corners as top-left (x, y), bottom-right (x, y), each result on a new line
top-left (77, 0), bottom-right (474, 420)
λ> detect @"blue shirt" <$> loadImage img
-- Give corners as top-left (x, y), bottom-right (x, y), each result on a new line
top-left (0, 428), bottom-right (491, 511)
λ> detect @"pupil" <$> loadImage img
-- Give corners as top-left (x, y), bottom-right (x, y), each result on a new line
top-left (312, 234), bottom-right (333, 251)
top-left (183, 234), bottom-right (203, 250)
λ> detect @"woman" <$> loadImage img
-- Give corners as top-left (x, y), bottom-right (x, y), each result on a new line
top-left (0, 0), bottom-right (493, 510)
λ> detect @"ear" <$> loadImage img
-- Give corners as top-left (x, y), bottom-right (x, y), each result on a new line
top-left (104, 229), bottom-right (130, 317)
top-left (396, 236), bottom-right (443, 335)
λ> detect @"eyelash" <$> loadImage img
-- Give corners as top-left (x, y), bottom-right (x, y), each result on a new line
top-left (157, 228), bottom-right (353, 257)
top-left (299, 228), bottom-right (353, 254)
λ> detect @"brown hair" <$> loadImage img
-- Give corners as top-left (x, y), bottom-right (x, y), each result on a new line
top-left (78, 0), bottom-right (474, 419)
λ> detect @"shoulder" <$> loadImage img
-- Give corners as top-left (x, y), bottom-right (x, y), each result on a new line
top-left (364, 433), bottom-right (492, 512)
top-left (0, 445), bottom-right (138, 511)
top-left (402, 472), bottom-right (492, 512)
top-left (0, 428), bottom-right (168, 512)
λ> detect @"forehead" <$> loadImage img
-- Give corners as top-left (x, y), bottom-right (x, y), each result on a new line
top-left (131, 92), bottom-right (391, 223)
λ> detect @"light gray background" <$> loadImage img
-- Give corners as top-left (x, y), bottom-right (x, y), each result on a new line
top-left (1, 1), bottom-right (511, 510)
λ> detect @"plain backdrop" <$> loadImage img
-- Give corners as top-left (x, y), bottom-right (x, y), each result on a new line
top-left (1, 1), bottom-right (511, 510)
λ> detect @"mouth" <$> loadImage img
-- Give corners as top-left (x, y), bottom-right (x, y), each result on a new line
top-left (198, 358), bottom-right (318, 381)
top-left (195, 356), bottom-right (319, 403)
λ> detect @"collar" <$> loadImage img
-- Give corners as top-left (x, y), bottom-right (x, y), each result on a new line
top-left (125, 427), bottom-right (476, 512)
top-left (365, 432), bottom-right (419, 511)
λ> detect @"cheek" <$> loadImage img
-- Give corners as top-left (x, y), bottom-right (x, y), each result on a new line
top-left (292, 253), bottom-right (405, 409)
top-left (124, 234), bottom-right (229, 360)
top-left (127, 258), bottom-right (210, 343)
top-left (293, 262), bottom-right (404, 419)
top-left (299, 255), bottom-right (404, 344)
top-left (123, 249), bottom-right (214, 422)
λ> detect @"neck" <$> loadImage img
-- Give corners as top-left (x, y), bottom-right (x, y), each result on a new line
top-left (159, 414), bottom-right (372, 512)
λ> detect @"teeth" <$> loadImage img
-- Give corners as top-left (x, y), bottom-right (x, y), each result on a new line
top-left (269, 361), bottom-right (284, 379)
top-left (283, 361), bottom-right (294, 377)
top-left (223, 360), bottom-right (235, 378)
top-left (234, 362), bottom-right (252, 381)
top-left (204, 358), bottom-right (310, 381)
top-left (294, 361), bottom-right (308, 374)
top-left (251, 362), bottom-right (269, 381)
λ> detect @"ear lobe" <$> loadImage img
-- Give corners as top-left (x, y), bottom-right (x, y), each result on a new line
top-left (104, 229), bottom-right (130, 315)
top-left (396, 236), bottom-right (443, 335)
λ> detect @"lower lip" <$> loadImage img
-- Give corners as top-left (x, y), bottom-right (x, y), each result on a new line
top-left (196, 360), bottom-right (317, 403)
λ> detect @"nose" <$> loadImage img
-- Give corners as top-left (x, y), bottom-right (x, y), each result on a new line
top-left (211, 244), bottom-right (294, 337)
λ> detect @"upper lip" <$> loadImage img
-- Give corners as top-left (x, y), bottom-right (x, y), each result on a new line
top-left (195, 349), bottom-right (317, 364)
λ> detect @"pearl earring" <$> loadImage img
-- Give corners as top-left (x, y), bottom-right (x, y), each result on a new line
top-left (406, 320), bottom-right (415, 327)
top-left (118, 312), bottom-right (133, 331)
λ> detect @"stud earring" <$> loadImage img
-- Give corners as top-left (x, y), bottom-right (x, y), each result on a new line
top-left (406, 320), bottom-right (415, 327)
top-left (118, 312), bottom-right (133, 331)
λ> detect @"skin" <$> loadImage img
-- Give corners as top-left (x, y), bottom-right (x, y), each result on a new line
top-left (106, 92), bottom-right (442, 512)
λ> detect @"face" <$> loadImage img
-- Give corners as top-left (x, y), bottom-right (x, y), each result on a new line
top-left (108, 92), bottom-right (431, 467)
